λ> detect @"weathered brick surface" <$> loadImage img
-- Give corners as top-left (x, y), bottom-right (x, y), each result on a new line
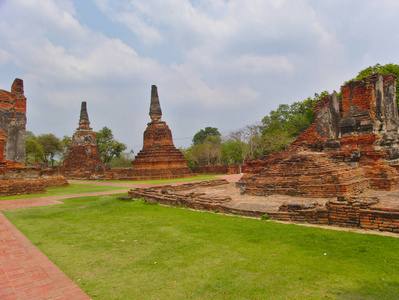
top-left (0, 79), bottom-right (26, 168)
top-left (240, 73), bottom-right (399, 197)
top-left (0, 168), bottom-right (68, 197)
top-left (274, 196), bottom-right (399, 233)
top-left (130, 85), bottom-right (193, 179)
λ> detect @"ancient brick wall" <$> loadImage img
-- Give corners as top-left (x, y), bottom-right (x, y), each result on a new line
top-left (275, 196), bottom-right (399, 233)
top-left (0, 167), bottom-right (68, 197)
top-left (0, 78), bottom-right (26, 167)
top-left (127, 180), bottom-right (399, 233)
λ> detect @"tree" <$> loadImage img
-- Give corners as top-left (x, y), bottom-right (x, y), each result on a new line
top-left (37, 134), bottom-right (63, 167)
top-left (95, 127), bottom-right (127, 163)
top-left (25, 132), bottom-right (44, 165)
top-left (60, 135), bottom-right (72, 160)
top-left (221, 140), bottom-right (244, 165)
top-left (262, 92), bottom-right (328, 137)
top-left (109, 150), bottom-right (134, 168)
top-left (260, 91), bottom-right (328, 155)
top-left (349, 63), bottom-right (399, 103)
top-left (184, 135), bottom-right (222, 166)
top-left (192, 127), bottom-right (221, 145)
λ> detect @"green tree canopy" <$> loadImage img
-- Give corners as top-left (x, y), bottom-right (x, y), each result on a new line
top-left (60, 135), bottom-right (72, 160)
top-left (109, 150), bottom-right (134, 168)
top-left (95, 127), bottom-right (127, 163)
top-left (349, 63), bottom-right (399, 102)
top-left (259, 91), bottom-right (329, 155)
top-left (192, 127), bottom-right (221, 145)
top-left (25, 132), bottom-right (44, 165)
top-left (262, 91), bottom-right (328, 138)
top-left (184, 135), bottom-right (222, 167)
top-left (37, 133), bottom-right (63, 167)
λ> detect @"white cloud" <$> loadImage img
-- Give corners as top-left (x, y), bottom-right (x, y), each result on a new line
top-left (2, 0), bottom-right (399, 149)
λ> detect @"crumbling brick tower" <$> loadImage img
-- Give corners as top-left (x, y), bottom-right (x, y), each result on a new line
top-left (63, 101), bottom-right (103, 172)
top-left (0, 78), bottom-right (26, 168)
top-left (239, 73), bottom-right (399, 198)
top-left (130, 85), bottom-right (193, 179)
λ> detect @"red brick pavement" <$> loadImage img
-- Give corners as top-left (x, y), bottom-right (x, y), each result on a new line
top-left (0, 213), bottom-right (90, 300)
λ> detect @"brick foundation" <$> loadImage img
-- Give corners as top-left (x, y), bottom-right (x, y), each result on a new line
top-left (128, 182), bottom-right (399, 233)
top-left (0, 167), bottom-right (68, 197)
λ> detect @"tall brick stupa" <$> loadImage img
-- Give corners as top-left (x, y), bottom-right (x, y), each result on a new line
top-left (130, 85), bottom-right (193, 179)
top-left (63, 102), bottom-right (103, 172)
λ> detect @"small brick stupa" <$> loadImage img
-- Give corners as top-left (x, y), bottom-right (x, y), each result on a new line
top-left (238, 73), bottom-right (399, 198)
top-left (130, 85), bottom-right (193, 180)
top-left (63, 101), bottom-right (103, 172)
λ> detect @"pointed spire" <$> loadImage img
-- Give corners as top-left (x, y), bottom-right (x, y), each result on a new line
top-left (78, 101), bottom-right (91, 129)
top-left (149, 85), bottom-right (162, 122)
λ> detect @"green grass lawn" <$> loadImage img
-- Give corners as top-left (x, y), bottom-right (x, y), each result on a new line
top-left (4, 194), bottom-right (399, 299)
top-left (0, 174), bottom-right (221, 201)
top-left (72, 174), bottom-right (221, 184)
top-left (0, 184), bottom-right (129, 201)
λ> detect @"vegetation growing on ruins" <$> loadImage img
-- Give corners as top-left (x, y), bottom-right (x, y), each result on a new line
top-left (350, 63), bottom-right (399, 102)
top-left (5, 194), bottom-right (399, 299)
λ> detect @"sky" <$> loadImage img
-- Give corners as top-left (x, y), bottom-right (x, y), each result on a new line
top-left (1, 0), bottom-right (399, 153)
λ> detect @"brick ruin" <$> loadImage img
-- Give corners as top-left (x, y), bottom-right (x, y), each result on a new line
top-left (0, 78), bottom-right (26, 168)
top-left (129, 85), bottom-right (193, 180)
top-left (238, 73), bottom-right (399, 198)
top-left (63, 101), bottom-right (104, 178)
top-left (0, 79), bottom-right (68, 196)
top-left (127, 181), bottom-right (399, 233)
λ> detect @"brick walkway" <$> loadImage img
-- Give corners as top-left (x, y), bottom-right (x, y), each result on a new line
top-left (0, 213), bottom-right (90, 300)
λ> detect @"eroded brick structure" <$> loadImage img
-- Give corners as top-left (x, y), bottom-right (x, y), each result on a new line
top-left (239, 73), bottom-right (399, 198)
top-left (0, 78), bottom-right (26, 168)
top-left (63, 101), bottom-right (103, 177)
top-left (0, 79), bottom-right (68, 196)
top-left (130, 85), bottom-right (193, 180)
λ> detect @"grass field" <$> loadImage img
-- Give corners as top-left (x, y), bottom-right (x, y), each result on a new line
top-left (0, 184), bottom-right (129, 201)
top-left (4, 194), bottom-right (399, 299)
top-left (0, 174), bottom-right (220, 201)
top-left (72, 174), bottom-right (221, 184)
